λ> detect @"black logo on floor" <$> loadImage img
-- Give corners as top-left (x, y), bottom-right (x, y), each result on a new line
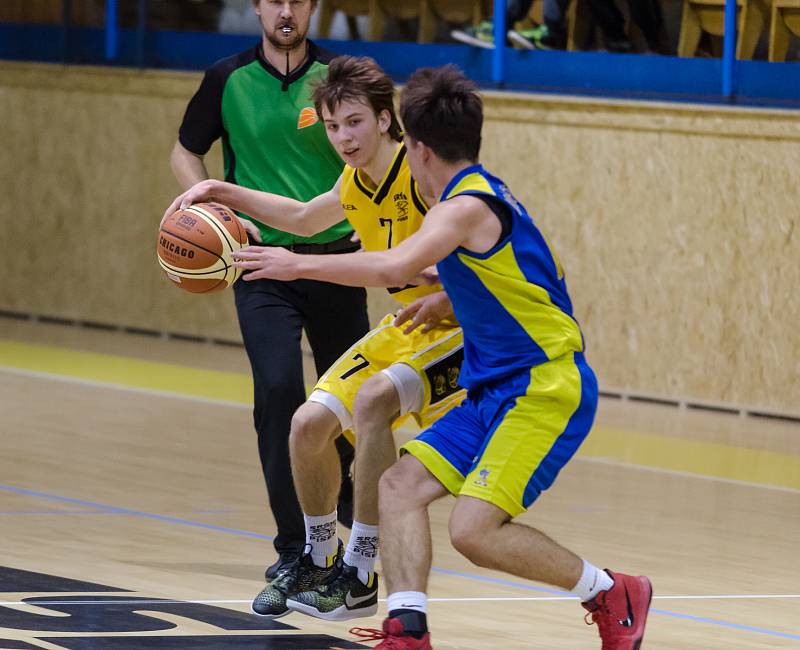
top-left (0, 566), bottom-right (367, 648)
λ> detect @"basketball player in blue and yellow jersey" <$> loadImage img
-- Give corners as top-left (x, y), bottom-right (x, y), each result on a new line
top-left (166, 56), bottom-right (465, 622)
top-left (232, 65), bottom-right (653, 650)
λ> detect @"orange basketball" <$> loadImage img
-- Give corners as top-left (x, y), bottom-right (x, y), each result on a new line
top-left (157, 202), bottom-right (248, 293)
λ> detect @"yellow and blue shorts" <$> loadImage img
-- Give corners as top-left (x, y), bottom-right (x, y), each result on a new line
top-left (401, 351), bottom-right (598, 517)
top-left (312, 313), bottom-right (466, 445)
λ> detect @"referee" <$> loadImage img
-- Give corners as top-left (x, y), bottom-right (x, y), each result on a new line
top-left (170, 0), bottom-right (368, 579)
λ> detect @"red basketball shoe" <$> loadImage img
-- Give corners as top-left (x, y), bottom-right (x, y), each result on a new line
top-left (350, 618), bottom-right (432, 649)
top-left (582, 570), bottom-right (653, 649)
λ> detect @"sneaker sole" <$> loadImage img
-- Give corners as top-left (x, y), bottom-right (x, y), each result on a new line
top-left (507, 30), bottom-right (535, 50)
top-left (287, 598), bottom-right (378, 621)
top-left (633, 577), bottom-right (654, 649)
top-left (250, 604), bottom-right (291, 619)
top-left (451, 30), bottom-right (494, 49)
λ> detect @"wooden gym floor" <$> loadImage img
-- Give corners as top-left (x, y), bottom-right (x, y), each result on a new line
top-left (0, 315), bottom-right (798, 649)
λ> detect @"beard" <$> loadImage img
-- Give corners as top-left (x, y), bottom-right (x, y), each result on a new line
top-left (264, 23), bottom-right (308, 51)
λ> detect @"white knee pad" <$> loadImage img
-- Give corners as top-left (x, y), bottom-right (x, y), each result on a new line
top-left (381, 363), bottom-right (425, 416)
top-left (307, 389), bottom-right (352, 433)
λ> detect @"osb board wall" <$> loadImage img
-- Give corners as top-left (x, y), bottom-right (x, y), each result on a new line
top-left (477, 93), bottom-right (799, 414)
top-left (0, 64), bottom-right (242, 340)
top-left (0, 62), bottom-right (797, 412)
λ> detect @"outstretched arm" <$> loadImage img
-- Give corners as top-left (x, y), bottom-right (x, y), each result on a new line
top-left (162, 176), bottom-right (345, 238)
top-left (233, 195), bottom-right (487, 287)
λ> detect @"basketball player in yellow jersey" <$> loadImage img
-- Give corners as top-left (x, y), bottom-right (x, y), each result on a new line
top-left (165, 56), bottom-right (465, 621)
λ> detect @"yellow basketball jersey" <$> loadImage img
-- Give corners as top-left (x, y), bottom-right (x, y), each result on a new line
top-left (340, 144), bottom-right (438, 305)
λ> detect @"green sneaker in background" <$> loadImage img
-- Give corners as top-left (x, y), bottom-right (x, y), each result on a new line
top-left (451, 21), bottom-right (496, 49)
top-left (509, 24), bottom-right (567, 50)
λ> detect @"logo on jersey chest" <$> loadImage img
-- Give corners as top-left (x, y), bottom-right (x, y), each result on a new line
top-left (297, 106), bottom-right (319, 129)
top-left (393, 191), bottom-right (409, 221)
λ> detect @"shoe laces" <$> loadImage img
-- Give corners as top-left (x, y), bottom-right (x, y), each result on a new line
top-left (583, 592), bottom-right (612, 628)
top-left (270, 558), bottom-right (302, 593)
top-left (315, 558), bottom-right (350, 594)
top-left (350, 627), bottom-right (409, 648)
top-left (270, 543), bottom-right (314, 593)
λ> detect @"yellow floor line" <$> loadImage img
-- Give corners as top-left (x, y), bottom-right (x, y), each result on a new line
top-left (579, 426), bottom-right (800, 491)
top-left (0, 339), bottom-right (252, 405)
top-left (2, 339), bottom-right (799, 490)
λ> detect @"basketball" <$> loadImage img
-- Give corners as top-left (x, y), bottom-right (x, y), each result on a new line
top-left (157, 202), bottom-right (248, 293)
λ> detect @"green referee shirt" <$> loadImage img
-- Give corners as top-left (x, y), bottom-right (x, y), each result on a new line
top-left (178, 41), bottom-right (350, 246)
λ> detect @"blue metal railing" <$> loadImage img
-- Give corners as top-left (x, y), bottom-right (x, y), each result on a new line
top-left (722, 0), bottom-right (737, 98)
top-left (104, 0), bottom-right (117, 60)
top-left (491, 0), bottom-right (506, 86)
top-left (487, 0), bottom-right (741, 98)
top-left (7, 0), bottom-right (797, 108)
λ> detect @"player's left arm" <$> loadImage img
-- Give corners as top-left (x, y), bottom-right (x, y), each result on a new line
top-left (232, 197), bottom-right (476, 287)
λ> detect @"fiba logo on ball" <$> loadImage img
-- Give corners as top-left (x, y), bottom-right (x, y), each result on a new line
top-left (156, 202), bottom-right (248, 294)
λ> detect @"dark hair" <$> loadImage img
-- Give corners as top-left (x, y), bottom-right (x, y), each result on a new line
top-left (399, 65), bottom-right (482, 163)
top-left (313, 56), bottom-right (402, 142)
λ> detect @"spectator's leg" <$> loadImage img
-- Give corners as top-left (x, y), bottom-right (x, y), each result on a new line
top-left (627, 0), bottom-right (669, 53)
top-left (542, 0), bottom-right (569, 46)
top-left (587, 0), bottom-right (632, 51)
top-left (507, 0), bottom-right (535, 24)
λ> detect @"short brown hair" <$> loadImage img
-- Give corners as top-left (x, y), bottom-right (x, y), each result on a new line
top-left (313, 56), bottom-right (402, 142)
top-left (399, 65), bottom-right (482, 163)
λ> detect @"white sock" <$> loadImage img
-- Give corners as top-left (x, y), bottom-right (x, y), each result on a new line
top-left (344, 521), bottom-right (379, 581)
top-left (387, 591), bottom-right (427, 615)
top-left (571, 560), bottom-right (614, 602)
top-left (304, 511), bottom-right (338, 568)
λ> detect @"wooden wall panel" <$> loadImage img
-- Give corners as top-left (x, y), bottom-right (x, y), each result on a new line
top-left (1, 62), bottom-right (798, 412)
top-left (478, 94), bottom-right (800, 413)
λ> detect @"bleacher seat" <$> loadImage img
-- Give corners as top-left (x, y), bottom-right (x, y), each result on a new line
top-left (318, 0), bottom-right (487, 43)
top-left (768, 0), bottom-right (800, 60)
top-left (677, 0), bottom-right (771, 59)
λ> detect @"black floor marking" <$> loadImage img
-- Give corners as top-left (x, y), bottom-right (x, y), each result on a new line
top-left (0, 568), bottom-right (128, 594)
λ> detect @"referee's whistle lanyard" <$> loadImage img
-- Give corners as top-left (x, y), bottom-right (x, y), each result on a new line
top-left (280, 43), bottom-right (309, 92)
top-left (282, 50), bottom-right (290, 91)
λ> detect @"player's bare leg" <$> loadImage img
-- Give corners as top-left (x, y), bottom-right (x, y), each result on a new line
top-left (251, 402), bottom-right (343, 618)
top-left (450, 496), bottom-right (652, 649)
top-left (379, 454), bottom-right (448, 594)
top-left (289, 401), bottom-right (343, 516)
top-left (373, 479), bottom-right (652, 649)
top-left (451, 497), bottom-right (652, 647)
top-left (288, 374), bottom-right (402, 620)
top-left (351, 373), bottom-right (401, 525)
top-left (449, 496), bottom-right (582, 587)
top-left (352, 454), bottom-right (446, 647)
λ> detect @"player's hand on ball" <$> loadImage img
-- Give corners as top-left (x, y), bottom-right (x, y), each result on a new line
top-left (233, 246), bottom-right (300, 281)
top-left (162, 180), bottom-right (218, 226)
top-left (394, 291), bottom-right (455, 334)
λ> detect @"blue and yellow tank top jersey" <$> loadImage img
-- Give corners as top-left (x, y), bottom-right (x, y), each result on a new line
top-left (436, 164), bottom-right (584, 389)
top-left (339, 144), bottom-right (440, 306)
